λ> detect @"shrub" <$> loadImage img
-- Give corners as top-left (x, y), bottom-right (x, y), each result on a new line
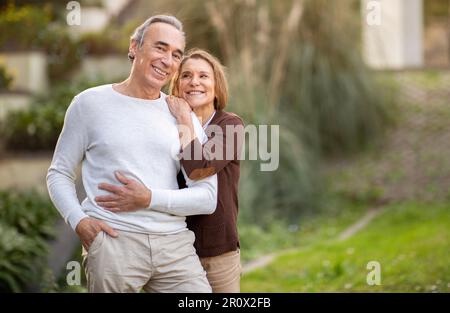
top-left (1, 79), bottom-right (108, 151)
top-left (78, 31), bottom-right (127, 56)
top-left (41, 25), bottom-right (84, 81)
top-left (0, 64), bottom-right (13, 90)
top-left (0, 4), bottom-right (82, 81)
top-left (0, 3), bottom-right (51, 51)
top-left (0, 190), bottom-right (57, 292)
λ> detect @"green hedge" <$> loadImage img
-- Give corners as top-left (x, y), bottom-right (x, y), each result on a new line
top-left (0, 64), bottom-right (13, 90)
top-left (78, 30), bottom-right (128, 56)
top-left (0, 4), bottom-right (84, 81)
top-left (0, 190), bottom-right (57, 292)
top-left (1, 80), bottom-right (106, 151)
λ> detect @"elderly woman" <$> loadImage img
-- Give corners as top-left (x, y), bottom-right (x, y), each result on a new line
top-left (167, 49), bottom-right (244, 292)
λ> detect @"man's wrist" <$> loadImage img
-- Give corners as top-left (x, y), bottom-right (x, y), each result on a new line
top-left (70, 212), bottom-right (90, 233)
top-left (75, 216), bottom-right (89, 234)
top-left (145, 188), bottom-right (152, 208)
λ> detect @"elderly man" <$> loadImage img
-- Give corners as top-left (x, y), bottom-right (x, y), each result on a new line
top-left (47, 15), bottom-right (217, 293)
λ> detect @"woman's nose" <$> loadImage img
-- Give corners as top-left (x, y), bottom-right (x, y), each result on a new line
top-left (190, 76), bottom-right (200, 86)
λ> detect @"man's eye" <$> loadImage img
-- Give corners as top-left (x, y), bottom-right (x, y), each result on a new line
top-left (156, 46), bottom-right (164, 51)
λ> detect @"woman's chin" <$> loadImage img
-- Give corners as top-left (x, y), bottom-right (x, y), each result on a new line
top-left (188, 101), bottom-right (207, 110)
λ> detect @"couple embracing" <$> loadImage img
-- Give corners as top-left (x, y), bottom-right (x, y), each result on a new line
top-left (47, 15), bottom-right (244, 293)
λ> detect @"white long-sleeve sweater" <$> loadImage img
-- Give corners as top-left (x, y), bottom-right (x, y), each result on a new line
top-left (47, 84), bottom-right (217, 234)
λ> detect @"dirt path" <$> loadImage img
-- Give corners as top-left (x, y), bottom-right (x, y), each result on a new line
top-left (338, 207), bottom-right (383, 241)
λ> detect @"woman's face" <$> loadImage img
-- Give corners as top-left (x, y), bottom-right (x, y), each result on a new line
top-left (178, 58), bottom-right (215, 110)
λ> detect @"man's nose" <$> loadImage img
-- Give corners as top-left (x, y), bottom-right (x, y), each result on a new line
top-left (161, 53), bottom-right (173, 68)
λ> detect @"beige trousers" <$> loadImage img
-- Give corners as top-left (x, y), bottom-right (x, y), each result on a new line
top-left (200, 249), bottom-right (242, 293)
top-left (82, 229), bottom-right (211, 293)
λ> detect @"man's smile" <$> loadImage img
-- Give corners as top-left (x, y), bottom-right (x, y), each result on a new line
top-left (152, 65), bottom-right (169, 78)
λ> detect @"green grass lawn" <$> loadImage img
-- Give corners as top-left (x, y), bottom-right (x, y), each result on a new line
top-left (241, 202), bottom-right (450, 292)
top-left (238, 200), bottom-right (372, 263)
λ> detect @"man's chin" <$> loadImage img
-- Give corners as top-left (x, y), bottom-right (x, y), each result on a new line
top-left (145, 77), bottom-right (168, 89)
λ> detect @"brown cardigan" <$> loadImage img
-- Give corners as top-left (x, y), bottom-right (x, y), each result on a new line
top-left (177, 110), bottom-right (244, 257)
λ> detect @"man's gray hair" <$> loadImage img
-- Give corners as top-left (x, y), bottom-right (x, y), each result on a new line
top-left (128, 15), bottom-right (184, 61)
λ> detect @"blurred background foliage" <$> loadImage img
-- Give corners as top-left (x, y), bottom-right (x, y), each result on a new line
top-left (0, 63), bottom-right (13, 90)
top-left (1, 79), bottom-right (107, 150)
top-left (0, 190), bottom-right (57, 292)
top-left (0, 3), bottom-right (83, 81)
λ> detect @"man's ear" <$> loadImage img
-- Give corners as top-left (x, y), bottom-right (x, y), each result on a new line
top-left (128, 39), bottom-right (138, 61)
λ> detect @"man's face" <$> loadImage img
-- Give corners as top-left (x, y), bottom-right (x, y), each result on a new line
top-left (131, 22), bottom-right (185, 90)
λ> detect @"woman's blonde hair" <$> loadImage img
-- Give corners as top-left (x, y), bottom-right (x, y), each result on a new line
top-left (170, 49), bottom-right (228, 110)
